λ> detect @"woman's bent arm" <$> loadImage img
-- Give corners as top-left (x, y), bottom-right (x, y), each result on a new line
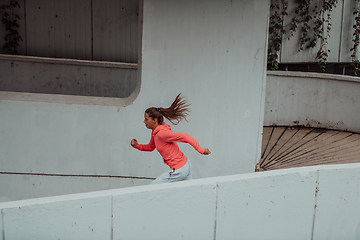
top-left (132, 135), bottom-right (156, 151)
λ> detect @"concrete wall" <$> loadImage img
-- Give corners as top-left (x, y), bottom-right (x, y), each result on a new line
top-left (265, 71), bottom-right (360, 132)
top-left (0, 55), bottom-right (137, 98)
top-left (0, 0), bottom-right (269, 202)
top-left (1, 163), bottom-right (360, 240)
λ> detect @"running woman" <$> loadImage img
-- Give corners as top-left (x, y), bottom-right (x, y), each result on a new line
top-left (130, 93), bottom-right (211, 184)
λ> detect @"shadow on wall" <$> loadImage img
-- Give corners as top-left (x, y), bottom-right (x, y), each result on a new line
top-left (0, 55), bottom-right (138, 98)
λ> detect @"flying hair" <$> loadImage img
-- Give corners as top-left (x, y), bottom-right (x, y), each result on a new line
top-left (145, 93), bottom-right (190, 125)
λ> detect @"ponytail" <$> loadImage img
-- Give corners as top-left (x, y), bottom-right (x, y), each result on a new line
top-left (145, 93), bottom-right (190, 125)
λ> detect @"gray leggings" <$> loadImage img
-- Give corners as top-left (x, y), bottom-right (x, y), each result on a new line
top-left (150, 160), bottom-right (192, 185)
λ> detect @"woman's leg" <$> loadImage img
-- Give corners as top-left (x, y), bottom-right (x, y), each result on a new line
top-left (150, 160), bottom-right (192, 184)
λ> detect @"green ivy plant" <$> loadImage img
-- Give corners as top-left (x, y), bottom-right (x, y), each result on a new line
top-left (267, 0), bottom-right (288, 70)
top-left (290, 0), bottom-right (312, 51)
top-left (290, 0), bottom-right (338, 71)
top-left (0, 0), bottom-right (22, 54)
top-left (351, 0), bottom-right (360, 76)
top-left (269, 0), bottom-right (338, 71)
top-left (312, 0), bottom-right (337, 71)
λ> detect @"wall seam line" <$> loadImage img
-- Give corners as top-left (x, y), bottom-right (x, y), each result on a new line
top-left (1, 208), bottom-right (5, 240)
top-left (213, 183), bottom-right (219, 240)
top-left (111, 195), bottom-right (113, 240)
top-left (311, 170), bottom-right (320, 240)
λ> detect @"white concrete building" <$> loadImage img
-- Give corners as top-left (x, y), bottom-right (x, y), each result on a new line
top-left (1, 0), bottom-right (269, 201)
top-left (1, 1), bottom-right (360, 239)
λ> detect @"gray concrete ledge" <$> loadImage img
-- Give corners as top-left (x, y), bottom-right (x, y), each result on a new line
top-left (0, 54), bottom-right (138, 69)
top-left (268, 70), bottom-right (360, 83)
top-left (0, 91), bottom-right (133, 107)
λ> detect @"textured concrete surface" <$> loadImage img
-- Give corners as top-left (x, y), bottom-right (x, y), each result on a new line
top-left (216, 169), bottom-right (317, 240)
top-left (2, 195), bottom-right (112, 240)
top-left (1, 163), bottom-right (360, 240)
top-left (113, 182), bottom-right (217, 240)
top-left (313, 167), bottom-right (360, 240)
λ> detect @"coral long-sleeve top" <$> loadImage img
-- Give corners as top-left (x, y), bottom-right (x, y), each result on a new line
top-left (135, 123), bottom-right (205, 169)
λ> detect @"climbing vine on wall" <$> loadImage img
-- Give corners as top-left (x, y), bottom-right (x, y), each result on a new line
top-left (267, 0), bottom-right (288, 70)
top-left (290, 0), bottom-right (312, 51)
top-left (0, 0), bottom-right (22, 54)
top-left (312, 0), bottom-right (338, 71)
top-left (351, 0), bottom-right (360, 76)
top-left (268, 0), bottom-right (338, 72)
